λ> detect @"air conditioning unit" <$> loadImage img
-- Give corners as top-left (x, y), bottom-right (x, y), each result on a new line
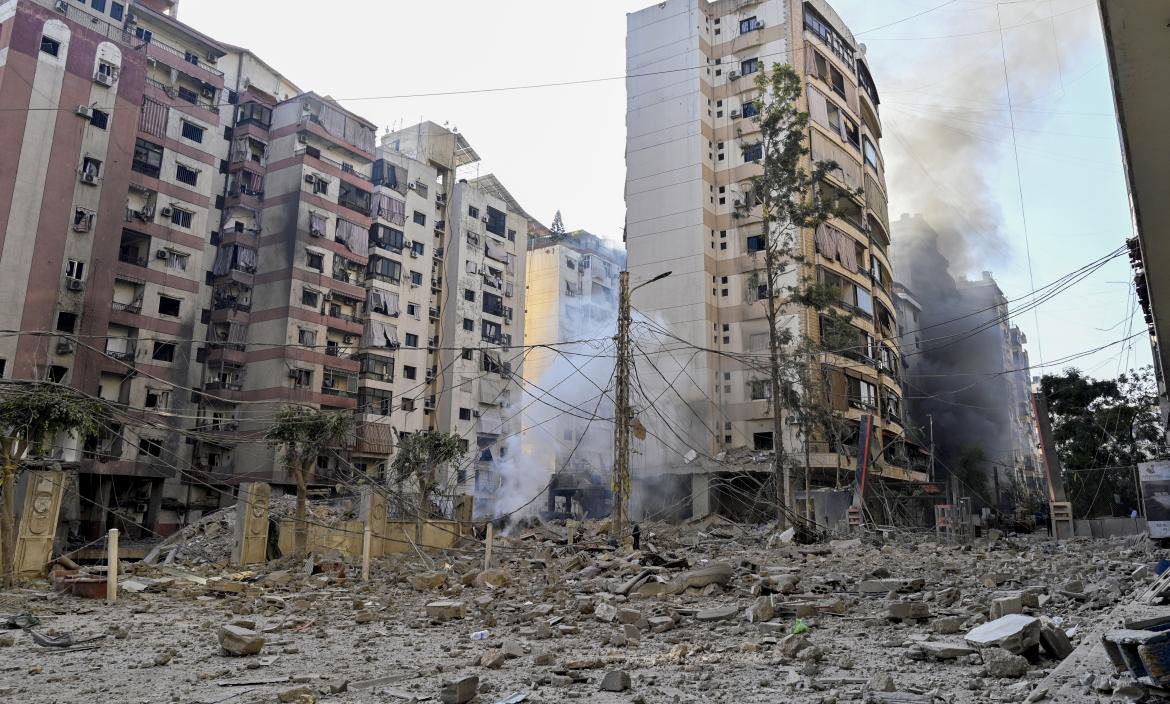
top-left (126, 11), bottom-right (137, 23)
top-left (54, 0), bottom-right (67, 13)
top-left (76, 105), bottom-right (94, 119)
top-left (481, 216), bottom-right (490, 224)
top-left (298, 134), bottom-right (309, 143)
top-left (160, 206), bottom-right (173, 217)
top-left (409, 250), bottom-right (418, 258)
top-left (407, 182), bottom-right (417, 190)
top-left (66, 279), bottom-right (84, 292)
top-left (729, 71), bottom-right (738, 80)
top-left (343, 334), bottom-right (357, 344)
top-left (94, 73), bottom-right (115, 87)
top-left (472, 410), bottom-right (481, 417)
top-left (304, 174), bottom-right (316, 184)
top-left (80, 173), bottom-right (97, 184)
top-left (156, 250), bottom-right (170, 260)
top-left (756, 20), bottom-right (765, 29)
top-left (56, 341), bottom-right (74, 355)
top-left (730, 109), bottom-right (740, 118)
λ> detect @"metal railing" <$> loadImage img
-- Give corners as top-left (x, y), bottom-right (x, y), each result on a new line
top-left (145, 35), bottom-right (224, 77)
top-left (34, 0), bottom-right (134, 47)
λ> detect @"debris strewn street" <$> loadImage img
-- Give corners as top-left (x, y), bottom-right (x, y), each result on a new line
top-left (2, 515), bottom-right (1163, 703)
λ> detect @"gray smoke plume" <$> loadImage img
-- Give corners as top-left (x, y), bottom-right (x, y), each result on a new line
top-left (878, 1), bottom-right (1100, 273)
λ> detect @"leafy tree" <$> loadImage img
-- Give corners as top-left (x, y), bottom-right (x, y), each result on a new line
top-left (0, 382), bottom-right (104, 587)
top-left (390, 431), bottom-right (466, 517)
top-left (749, 63), bottom-right (843, 524)
top-left (1040, 367), bottom-right (1167, 518)
top-left (550, 210), bottom-right (566, 237)
top-left (265, 406), bottom-right (353, 555)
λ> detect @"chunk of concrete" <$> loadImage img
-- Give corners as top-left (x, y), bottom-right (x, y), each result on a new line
top-left (1038, 617), bottom-right (1073, 660)
top-left (983, 647), bottom-right (1030, 678)
top-left (663, 562), bottom-right (733, 595)
top-left (440, 675), bottom-right (479, 704)
top-left (887, 601), bottom-right (930, 620)
top-left (918, 641), bottom-right (976, 660)
top-left (965, 614), bottom-right (1040, 655)
top-left (600, 670), bottom-right (631, 692)
top-left (696, 604), bottom-right (740, 622)
top-left (745, 596), bottom-right (774, 623)
top-left (474, 568), bottom-right (510, 589)
top-left (425, 600), bottom-right (466, 622)
top-left (218, 624), bottom-right (265, 656)
top-left (616, 608), bottom-right (642, 625)
top-left (859, 578), bottom-right (924, 594)
top-left (594, 602), bottom-right (618, 623)
top-left (989, 596), bottom-right (1023, 620)
top-left (411, 571), bottom-right (448, 590)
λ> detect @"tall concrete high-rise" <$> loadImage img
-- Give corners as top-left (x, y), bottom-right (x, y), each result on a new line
top-left (625, 0), bottom-right (917, 518)
top-left (0, 0), bottom-right (533, 540)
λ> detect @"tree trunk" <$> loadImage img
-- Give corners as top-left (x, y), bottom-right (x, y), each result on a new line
top-left (762, 231), bottom-right (788, 527)
top-left (1, 461), bottom-right (15, 589)
top-left (293, 462), bottom-right (308, 556)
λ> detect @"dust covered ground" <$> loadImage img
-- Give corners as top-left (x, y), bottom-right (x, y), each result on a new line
top-left (0, 518), bottom-right (1164, 704)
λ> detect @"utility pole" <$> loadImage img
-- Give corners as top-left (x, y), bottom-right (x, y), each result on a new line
top-left (612, 271), bottom-right (631, 541)
top-left (927, 414), bottom-right (935, 484)
top-left (612, 270), bottom-right (671, 542)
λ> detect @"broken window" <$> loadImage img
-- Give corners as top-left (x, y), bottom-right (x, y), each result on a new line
top-left (157, 295), bottom-right (181, 317)
top-left (485, 206), bottom-right (506, 237)
top-left (132, 138), bottom-right (163, 178)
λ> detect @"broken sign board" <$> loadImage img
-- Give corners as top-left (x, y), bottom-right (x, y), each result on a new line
top-left (1139, 461), bottom-right (1170, 539)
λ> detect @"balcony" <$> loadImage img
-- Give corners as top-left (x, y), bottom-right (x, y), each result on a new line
top-left (145, 77), bottom-right (215, 111)
top-left (144, 35), bottom-right (224, 78)
top-left (105, 340), bottom-right (137, 361)
top-left (428, 306), bottom-right (440, 320)
top-left (111, 300), bottom-right (143, 314)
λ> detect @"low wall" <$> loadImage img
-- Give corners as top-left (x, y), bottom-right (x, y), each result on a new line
top-left (276, 518), bottom-right (463, 559)
top-left (1073, 517), bottom-right (1147, 538)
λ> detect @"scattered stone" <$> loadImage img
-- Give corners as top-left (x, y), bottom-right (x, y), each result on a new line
top-left (648, 616), bottom-right (675, 633)
top-left (277, 686), bottom-right (316, 704)
top-left (425, 601), bottom-right (466, 622)
top-left (868, 672), bottom-right (896, 692)
top-left (989, 596), bottom-right (1023, 619)
top-left (696, 605), bottom-right (739, 622)
top-left (475, 568), bottom-right (510, 589)
top-left (965, 614), bottom-right (1040, 655)
top-left (982, 647), bottom-right (1030, 678)
top-left (616, 608), bottom-right (642, 625)
top-left (745, 596), bottom-right (774, 623)
top-left (917, 641), bottom-right (976, 660)
top-left (887, 601), bottom-right (930, 621)
top-left (600, 670), bottom-right (631, 692)
top-left (859, 578), bottom-right (924, 594)
top-left (777, 634), bottom-right (809, 658)
top-left (563, 657), bottom-right (604, 670)
top-left (1038, 617), bottom-right (1073, 660)
top-left (440, 676), bottom-right (479, 704)
top-left (933, 616), bottom-right (964, 635)
top-left (594, 602), bottom-right (618, 623)
top-left (218, 624), bottom-right (265, 657)
top-left (502, 639), bottom-right (524, 659)
top-left (411, 571), bottom-right (448, 591)
top-left (481, 651), bottom-right (506, 669)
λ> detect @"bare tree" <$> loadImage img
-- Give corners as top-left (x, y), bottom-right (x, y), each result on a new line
top-left (390, 431), bottom-right (467, 517)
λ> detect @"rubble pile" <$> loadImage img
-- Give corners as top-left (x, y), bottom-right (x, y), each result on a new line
top-left (0, 520), bottom-right (1163, 703)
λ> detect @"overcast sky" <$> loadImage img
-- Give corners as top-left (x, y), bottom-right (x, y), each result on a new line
top-left (178, 0), bottom-right (1147, 378)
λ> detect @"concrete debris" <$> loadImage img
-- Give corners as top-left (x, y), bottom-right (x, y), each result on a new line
top-left (600, 669), bottom-right (631, 692)
top-left (440, 675), bottom-right (479, 704)
top-left (965, 614), bottom-right (1041, 655)
top-left (218, 624), bottom-right (265, 656)
top-left (982, 647), bottom-right (1031, 678)
top-left (4, 514), bottom-right (1160, 704)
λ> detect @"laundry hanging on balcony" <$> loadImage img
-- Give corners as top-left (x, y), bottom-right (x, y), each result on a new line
top-left (363, 319), bottom-right (399, 348)
top-left (335, 218), bottom-right (369, 257)
top-left (373, 193), bottom-right (406, 226)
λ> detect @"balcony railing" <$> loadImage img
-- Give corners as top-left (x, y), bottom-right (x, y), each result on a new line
top-left (146, 35), bottom-right (224, 77)
top-left (144, 77), bottom-right (215, 110)
top-left (111, 300), bottom-right (143, 314)
top-left (37, 0), bottom-right (133, 47)
top-left (118, 251), bottom-right (148, 267)
top-left (105, 341), bottom-right (137, 361)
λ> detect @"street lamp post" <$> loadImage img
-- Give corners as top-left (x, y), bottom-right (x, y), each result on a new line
top-left (613, 270), bottom-right (671, 541)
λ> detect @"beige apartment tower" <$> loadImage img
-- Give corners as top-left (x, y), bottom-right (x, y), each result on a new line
top-left (625, 0), bottom-right (919, 517)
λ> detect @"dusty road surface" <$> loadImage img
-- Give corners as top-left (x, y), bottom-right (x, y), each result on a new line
top-left (0, 521), bottom-right (1163, 704)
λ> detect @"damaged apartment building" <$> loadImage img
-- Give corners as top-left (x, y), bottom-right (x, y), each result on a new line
top-left (0, 0), bottom-right (527, 547)
top-left (624, 0), bottom-right (920, 521)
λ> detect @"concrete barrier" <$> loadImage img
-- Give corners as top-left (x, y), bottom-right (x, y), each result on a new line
top-left (1073, 517), bottom-right (1147, 538)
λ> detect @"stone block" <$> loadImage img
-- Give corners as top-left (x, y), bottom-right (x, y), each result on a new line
top-left (600, 670), bottom-right (631, 692)
top-left (616, 608), bottom-right (642, 625)
top-left (745, 596), bottom-right (774, 623)
top-left (1038, 617), bottom-right (1073, 660)
top-left (594, 602), bottom-right (618, 623)
top-left (989, 596), bottom-right (1023, 620)
top-left (425, 600), bottom-right (466, 622)
top-left (218, 624), bottom-right (265, 656)
top-left (887, 601), bottom-right (931, 621)
top-left (440, 676), bottom-right (478, 704)
top-left (965, 614), bottom-right (1040, 655)
top-left (696, 604), bottom-right (740, 622)
top-left (859, 578), bottom-right (924, 594)
top-left (983, 647), bottom-right (1030, 678)
top-left (918, 641), bottom-right (976, 660)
